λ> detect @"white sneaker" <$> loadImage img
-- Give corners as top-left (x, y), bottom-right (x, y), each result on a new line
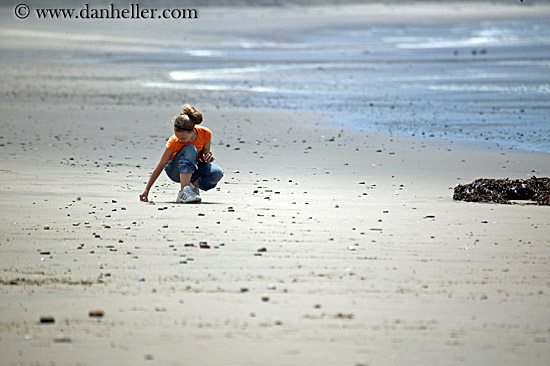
top-left (176, 185), bottom-right (201, 203)
top-left (190, 184), bottom-right (201, 200)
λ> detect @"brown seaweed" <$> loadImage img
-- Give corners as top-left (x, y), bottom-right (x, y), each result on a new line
top-left (453, 176), bottom-right (550, 206)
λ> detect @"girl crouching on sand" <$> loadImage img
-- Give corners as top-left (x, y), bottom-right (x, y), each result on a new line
top-left (139, 105), bottom-right (223, 203)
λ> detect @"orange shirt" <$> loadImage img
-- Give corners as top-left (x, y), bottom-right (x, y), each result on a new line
top-left (165, 126), bottom-right (212, 162)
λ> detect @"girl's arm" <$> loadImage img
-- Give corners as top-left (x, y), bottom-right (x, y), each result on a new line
top-left (201, 142), bottom-right (215, 162)
top-left (139, 148), bottom-right (173, 202)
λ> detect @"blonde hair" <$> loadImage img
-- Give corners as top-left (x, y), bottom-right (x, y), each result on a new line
top-left (173, 104), bottom-right (203, 131)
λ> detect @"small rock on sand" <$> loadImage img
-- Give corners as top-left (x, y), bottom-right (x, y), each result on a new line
top-left (53, 334), bottom-right (71, 343)
top-left (89, 309), bottom-right (104, 318)
top-left (40, 316), bottom-right (55, 324)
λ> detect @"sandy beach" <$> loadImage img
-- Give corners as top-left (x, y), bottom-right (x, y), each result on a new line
top-left (1, 2), bottom-right (550, 365)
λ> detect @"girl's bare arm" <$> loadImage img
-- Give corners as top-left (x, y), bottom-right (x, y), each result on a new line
top-left (139, 148), bottom-right (173, 202)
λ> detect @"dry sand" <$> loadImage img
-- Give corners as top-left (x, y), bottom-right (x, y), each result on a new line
top-left (1, 2), bottom-right (549, 366)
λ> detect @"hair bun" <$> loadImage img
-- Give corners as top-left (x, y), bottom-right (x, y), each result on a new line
top-left (181, 104), bottom-right (203, 125)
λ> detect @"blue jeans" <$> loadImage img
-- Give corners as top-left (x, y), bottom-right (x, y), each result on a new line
top-left (164, 145), bottom-right (223, 191)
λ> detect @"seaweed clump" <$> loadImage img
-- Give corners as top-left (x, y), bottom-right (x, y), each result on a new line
top-left (453, 176), bottom-right (550, 206)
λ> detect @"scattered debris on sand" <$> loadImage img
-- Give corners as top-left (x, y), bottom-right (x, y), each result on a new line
top-left (453, 176), bottom-right (550, 205)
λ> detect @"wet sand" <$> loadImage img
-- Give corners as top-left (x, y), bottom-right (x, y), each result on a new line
top-left (1, 3), bottom-right (550, 366)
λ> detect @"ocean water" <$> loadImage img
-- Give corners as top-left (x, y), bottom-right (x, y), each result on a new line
top-left (141, 18), bottom-right (550, 152)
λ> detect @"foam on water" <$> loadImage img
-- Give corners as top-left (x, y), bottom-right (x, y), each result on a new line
top-left (143, 81), bottom-right (280, 93)
top-left (427, 84), bottom-right (550, 93)
top-left (140, 18), bottom-right (550, 152)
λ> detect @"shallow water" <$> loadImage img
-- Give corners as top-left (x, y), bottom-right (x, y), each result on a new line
top-left (140, 18), bottom-right (550, 152)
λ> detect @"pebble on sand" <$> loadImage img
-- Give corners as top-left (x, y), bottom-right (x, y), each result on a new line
top-left (89, 309), bottom-right (105, 318)
top-left (53, 334), bottom-right (71, 343)
top-left (40, 316), bottom-right (55, 324)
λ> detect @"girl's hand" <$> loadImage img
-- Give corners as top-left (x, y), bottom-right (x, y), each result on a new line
top-left (139, 190), bottom-right (149, 202)
top-left (203, 152), bottom-right (215, 163)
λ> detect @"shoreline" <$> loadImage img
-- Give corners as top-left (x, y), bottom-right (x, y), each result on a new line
top-left (2, 3), bottom-right (550, 153)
